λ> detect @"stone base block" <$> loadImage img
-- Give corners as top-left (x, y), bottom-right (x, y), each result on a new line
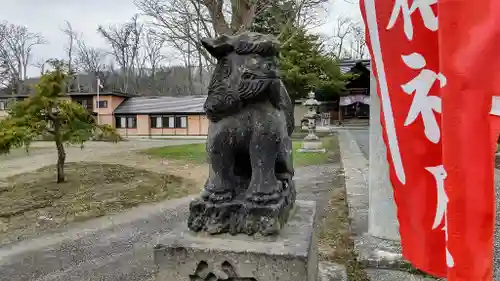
top-left (297, 148), bottom-right (327, 153)
top-left (153, 200), bottom-right (318, 281)
top-left (298, 141), bottom-right (325, 153)
top-left (187, 180), bottom-right (296, 236)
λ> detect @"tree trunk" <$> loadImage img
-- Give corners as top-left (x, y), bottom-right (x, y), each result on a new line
top-left (202, 0), bottom-right (232, 35)
top-left (338, 105), bottom-right (343, 125)
top-left (54, 121), bottom-right (66, 183)
top-left (55, 139), bottom-right (66, 183)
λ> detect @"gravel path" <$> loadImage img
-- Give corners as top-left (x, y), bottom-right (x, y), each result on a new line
top-left (349, 128), bottom-right (369, 159)
top-left (0, 161), bottom-right (342, 281)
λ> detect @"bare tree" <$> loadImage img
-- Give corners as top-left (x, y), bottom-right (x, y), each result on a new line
top-left (324, 17), bottom-right (368, 60)
top-left (98, 14), bottom-right (143, 93)
top-left (289, 0), bottom-right (331, 34)
top-left (156, 65), bottom-right (210, 96)
top-left (76, 40), bottom-right (107, 76)
top-left (332, 17), bottom-right (354, 59)
top-left (142, 30), bottom-right (166, 91)
top-left (135, 0), bottom-right (214, 65)
top-left (32, 58), bottom-right (46, 75)
top-left (61, 21), bottom-right (81, 91)
top-left (60, 21), bottom-right (78, 73)
top-left (349, 21), bottom-right (367, 59)
top-left (75, 39), bottom-right (109, 92)
top-left (131, 38), bottom-right (148, 94)
top-left (134, 0), bottom-right (328, 65)
top-left (0, 21), bottom-right (46, 93)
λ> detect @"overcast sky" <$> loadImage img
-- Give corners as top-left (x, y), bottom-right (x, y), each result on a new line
top-left (0, 0), bottom-right (361, 77)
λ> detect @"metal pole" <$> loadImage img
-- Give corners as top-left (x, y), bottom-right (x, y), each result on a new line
top-left (96, 77), bottom-right (100, 125)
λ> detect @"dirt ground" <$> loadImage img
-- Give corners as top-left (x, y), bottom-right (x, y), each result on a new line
top-left (0, 139), bottom-right (205, 179)
top-left (0, 140), bottom-right (208, 244)
top-left (0, 162), bottom-right (198, 244)
top-left (100, 152), bottom-right (209, 187)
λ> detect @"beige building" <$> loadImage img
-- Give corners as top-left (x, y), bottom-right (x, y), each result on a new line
top-left (111, 96), bottom-right (209, 137)
top-left (0, 92), bottom-right (210, 137)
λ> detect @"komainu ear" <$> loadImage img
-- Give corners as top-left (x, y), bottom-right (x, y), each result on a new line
top-left (201, 35), bottom-right (234, 59)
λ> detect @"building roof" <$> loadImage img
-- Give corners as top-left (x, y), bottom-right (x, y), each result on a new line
top-left (339, 59), bottom-right (371, 74)
top-left (114, 96), bottom-right (207, 114)
top-left (68, 91), bottom-right (135, 98)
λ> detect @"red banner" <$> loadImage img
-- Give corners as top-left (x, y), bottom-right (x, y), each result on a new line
top-left (361, 0), bottom-right (499, 280)
top-left (439, 0), bottom-right (500, 280)
top-left (360, 0), bottom-right (447, 276)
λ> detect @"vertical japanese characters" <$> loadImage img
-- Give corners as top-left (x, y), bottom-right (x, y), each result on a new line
top-left (386, 0), bottom-right (454, 268)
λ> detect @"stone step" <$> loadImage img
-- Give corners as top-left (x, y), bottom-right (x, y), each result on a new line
top-left (318, 262), bottom-right (347, 281)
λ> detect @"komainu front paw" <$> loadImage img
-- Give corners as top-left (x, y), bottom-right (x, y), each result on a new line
top-left (245, 181), bottom-right (282, 204)
top-left (201, 189), bottom-right (233, 203)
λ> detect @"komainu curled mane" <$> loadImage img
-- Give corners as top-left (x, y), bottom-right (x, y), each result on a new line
top-left (187, 32), bottom-right (296, 236)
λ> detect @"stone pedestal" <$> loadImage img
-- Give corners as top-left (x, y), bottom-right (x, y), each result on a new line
top-left (368, 72), bottom-right (400, 241)
top-left (298, 140), bottom-right (326, 153)
top-left (153, 200), bottom-right (318, 281)
top-left (298, 129), bottom-right (326, 153)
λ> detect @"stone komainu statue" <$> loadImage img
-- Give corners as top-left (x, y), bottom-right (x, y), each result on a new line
top-left (187, 32), bottom-right (296, 236)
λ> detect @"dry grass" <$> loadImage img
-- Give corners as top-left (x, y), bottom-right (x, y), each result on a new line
top-left (318, 171), bottom-right (370, 281)
top-left (0, 162), bottom-right (196, 244)
top-left (0, 147), bottom-right (52, 161)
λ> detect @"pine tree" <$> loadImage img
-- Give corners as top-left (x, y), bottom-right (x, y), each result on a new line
top-left (0, 59), bottom-right (119, 183)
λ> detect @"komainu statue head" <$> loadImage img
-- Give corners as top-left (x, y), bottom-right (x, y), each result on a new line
top-left (201, 32), bottom-right (290, 124)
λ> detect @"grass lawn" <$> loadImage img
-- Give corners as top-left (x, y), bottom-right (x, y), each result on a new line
top-left (0, 162), bottom-right (195, 244)
top-left (144, 136), bottom-right (339, 167)
top-left (145, 143), bottom-right (208, 164)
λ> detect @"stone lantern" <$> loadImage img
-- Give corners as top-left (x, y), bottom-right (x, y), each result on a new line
top-left (298, 91), bottom-right (326, 153)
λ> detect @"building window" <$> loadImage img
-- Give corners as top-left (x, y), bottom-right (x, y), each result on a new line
top-left (0, 100), bottom-right (5, 110)
top-left (150, 116), bottom-right (163, 128)
top-left (120, 117), bottom-right (127, 128)
top-left (127, 117), bottom-right (136, 128)
top-left (151, 115), bottom-right (187, 128)
top-left (176, 116), bottom-right (187, 128)
top-left (162, 116), bottom-right (174, 128)
top-left (96, 100), bottom-right (108, 108)
top-left (115, 116), bottom-right (137, 128)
